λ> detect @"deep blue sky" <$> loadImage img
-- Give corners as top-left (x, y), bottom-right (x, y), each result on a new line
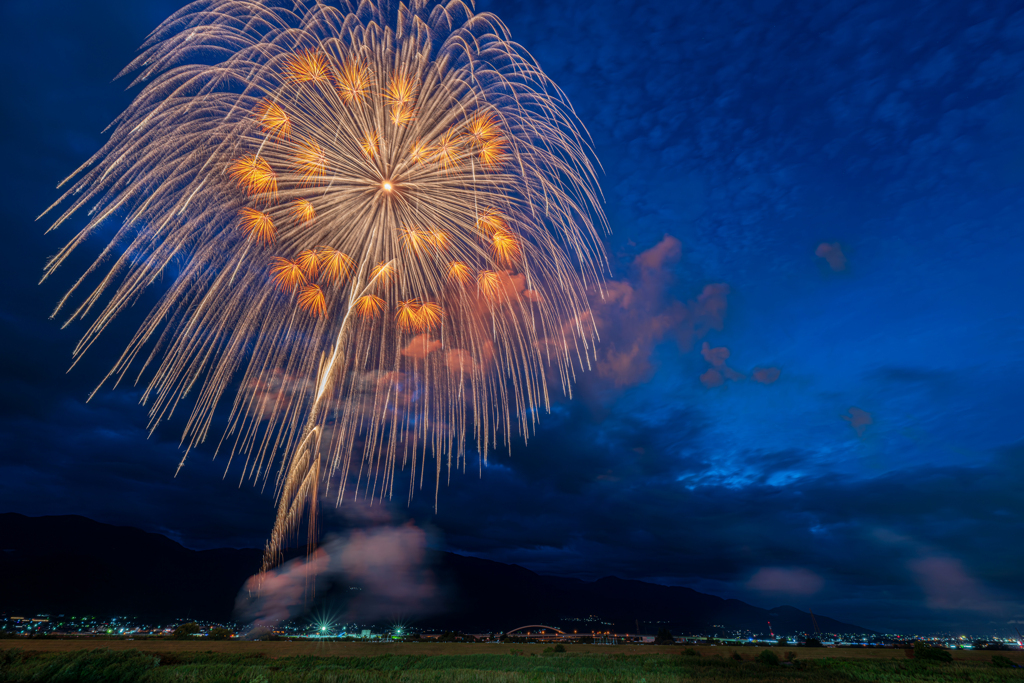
top-left (2, 0), bottom-right (1023, 635)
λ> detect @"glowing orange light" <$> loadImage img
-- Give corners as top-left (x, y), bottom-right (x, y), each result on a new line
top-left (466, 114), bottom-right (499, 143)
top-left (491, 230), bottom-right (520, 266)
top-left (291, 198), bottom-right (316, 224)
top-left (382, 180), bottom-right (393, 192)
top-left (384, 74), bottom-right (416, 109)
top-left (447, 261), bottom-right (472, 285)
top-left (285, 50), bottom-right (330, 84)
top-left (402, 228), bottom-right (429, 254)
top-left (297, 284), bottom-right (327, 316)
top-left (316, 248), bottom-right (354, 285)
top-left (334, 59), bottom-right (370, 103)
top-left (410, 140), bottom-right (432, 164)
top-left (390, 105), bottom-right (414, 126)
top-left (479, 137), bottom-right (507, 168)
top-left (255, 99), bottom-right (291, 138)
top-left (361, 131), bottom-right (379, 159)
top-left (295, 249), bottom-right (320, 280)
top-left (417, 301), bottom-right (442, 331)
top-left (433, 129), bottom-right (460, 172)
top-left (395, 298), bottom-right (422, 331)
top-left (238, 207), bottom-right (275, 244)
top-left (354, 294), bottom-right (386, 318)
top-left (428, 229), bottom-right (449, 251)
top-left (229, 155), bottom-right (277, 198)
top-left (371, 261), bottom-right (395, 283)
top-left (294, 141), bottom-right (326, 184)
top-left (270, 257), bottom-right (306, 290)
top-left (478, 270), bottom-right (503, 299)
top-left (476, 210), bottom-right (508, 235)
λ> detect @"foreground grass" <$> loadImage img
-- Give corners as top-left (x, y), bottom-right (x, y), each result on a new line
top-left (1, 649), bottom-right (1022, 683)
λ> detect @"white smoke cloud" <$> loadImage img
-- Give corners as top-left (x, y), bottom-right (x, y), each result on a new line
top-left (235, 509), bottom-right (438, 628)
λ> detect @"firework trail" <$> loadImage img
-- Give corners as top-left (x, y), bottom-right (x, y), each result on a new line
top-left (41, 0), bottom-right (606, 571)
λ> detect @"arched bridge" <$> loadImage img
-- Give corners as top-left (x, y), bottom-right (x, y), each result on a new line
top-left (505, 625), bottom-right (566, 636)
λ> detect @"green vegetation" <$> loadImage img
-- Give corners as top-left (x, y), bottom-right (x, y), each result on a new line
top-left (1, 648), bottom-right (1022, 682)
top-left (170, 623), bottom-right (200, 640)
top-left (913, 641), bottom-right (953, 663)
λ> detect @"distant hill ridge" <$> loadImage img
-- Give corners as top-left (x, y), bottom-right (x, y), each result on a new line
top-left (0, 513), bottom-right (873, 635)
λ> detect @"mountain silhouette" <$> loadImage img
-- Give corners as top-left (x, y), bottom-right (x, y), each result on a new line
top-left (0, 513), bottom-right (872, 635)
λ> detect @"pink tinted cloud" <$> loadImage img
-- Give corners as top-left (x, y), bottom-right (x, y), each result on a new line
top-left (401, 334), bottom-right (442, 359)
top-left (908, 557), bottom-right (1003, 614)
top-left (815, 242), bottom-right (847, 271)
top-left (842, 406), bottom-right (873, 436)
top-left (748, 567), bottom-right (824, 596)
top-left (701, 342), bottom-right (730, 368)
top-left (591, 235), bottom-right (731, 387)
top-left (699, 368), bottom-right (724, 388)
top-left (634, 233), bottom-right (683, 270)
top-left (752, 367), bottom-right (781, 384)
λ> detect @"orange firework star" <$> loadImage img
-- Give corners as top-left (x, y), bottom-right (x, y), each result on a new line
top-left (297, 284), bottom-right (327, 316)
top-left (354, 294), bottom-right (386, 318)
top-left (395, 298), bottom-right (422, 331)
top-left (478, 137), bottom-right (506, 168)
top-left (293, 141), bottom-right (327, 184)
top-left (466, 114), bottom-right (499, 143)
top-left (476, 210), bottom-right (507, 235)
top-left (334, 59), bottom-right (370, 103)
top-left (370, 261), bottom-right (395, 283)
top-left (360, 131), bottom-right (380, 159)
top-left (295, 249), bottom-right (320, 280)
top-left (409, 140), bottom-right (432, 164)
top-left (477, 270), bottom-right (503, 299)
top-left (270, 257), bottom-right (306, 290)
top-left (433, 129), bottom-right (461, 172)
top-left (491, 230), bottom-right (520, 266)
top-left (255, 99), bottom-right (291, 138)
top-left (238, 208), bottom-right (275, 244)
top-left (229, 155), bottom-right (277, 198)
top-left (291, 198), bottom-right (316, 224)
top-left (316, 248), bottom-right (354, 285)
top-left (447, 261), bottom-right (472, 285)
top-left (285, 50), bottom-right (330, 84)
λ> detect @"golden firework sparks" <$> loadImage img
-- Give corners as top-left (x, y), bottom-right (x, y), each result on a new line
top-left (255, 99), bottom-right (291, 138)
top-left (297, 283), bottom-right (327, 316)
top-left (285, 50), bottom-right (330, 84)
top-left (316, 248), bottom-right (354, 285)
top-left (295, 249), bottom-right (320, 280)
top-left (293, 140), bottom-right (327, 184)
top-left (409, 140), bottom-right (432, 164)
top-left (43, 0), bottom-right (608, 576)
top-left (238, 207), bottom-right (275, 244)
top-left (334, 59), bottom-right (370, 103)
top-left (354, 294), bottom-right (386, 318)
top-left (270, 257), bottom-right (306, 290)
top-left (229, 155), bottom-right (277, 198)
top-left (447, 261), bottom-right (472, 285)
top-left (490, 229), bottom-right (520, 266)
top-left (360, 130), bottom-right (379, 159)
top-left (291, 198), bottom-right (316, 224)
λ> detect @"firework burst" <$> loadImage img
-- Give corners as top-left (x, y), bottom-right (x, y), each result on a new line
top-left (41, 0), bottom-right (607, 572)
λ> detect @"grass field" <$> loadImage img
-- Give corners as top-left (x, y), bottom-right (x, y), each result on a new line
top-left (1, 643), bottom-right (1022, 682)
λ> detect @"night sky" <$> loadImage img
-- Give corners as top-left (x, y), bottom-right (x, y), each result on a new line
top-left (2, 0), bottom-right (1023, 636)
